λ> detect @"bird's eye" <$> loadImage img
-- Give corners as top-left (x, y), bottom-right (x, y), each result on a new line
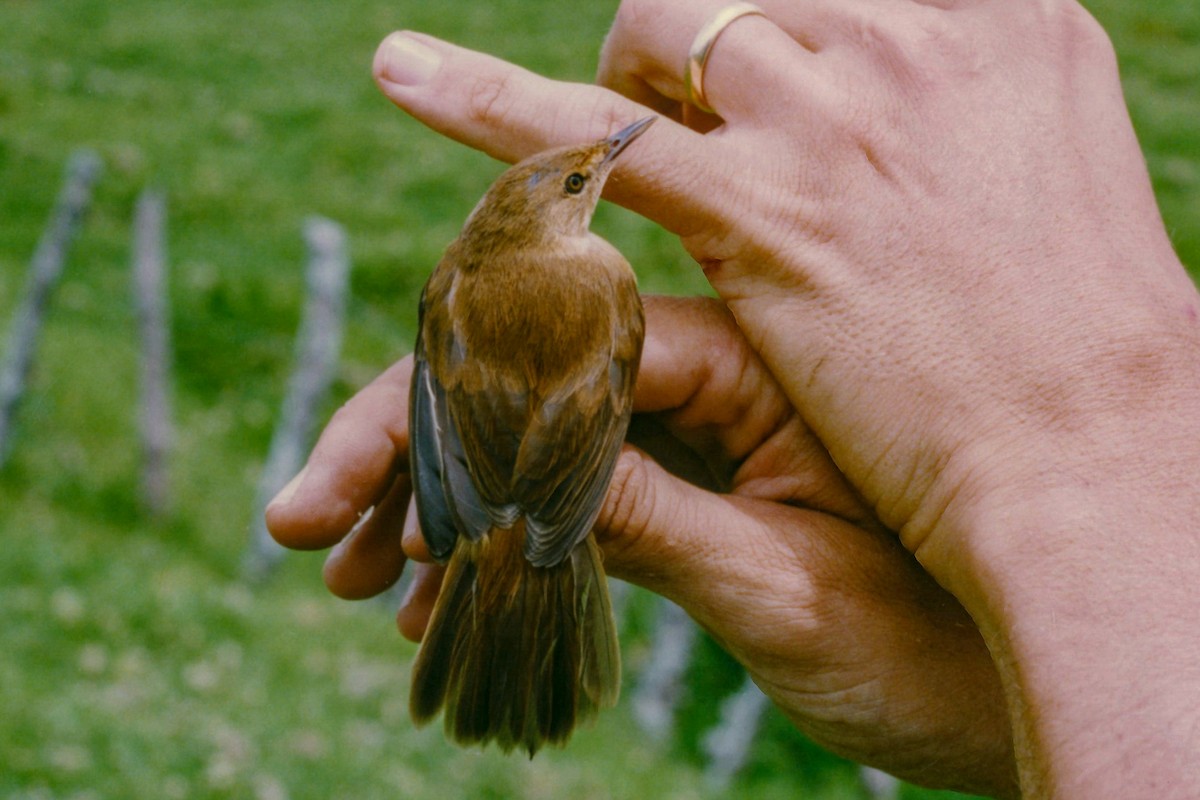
top-left (564, 172), bottom-right (587, 194)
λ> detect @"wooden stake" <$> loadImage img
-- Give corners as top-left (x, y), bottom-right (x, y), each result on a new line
top-left (245, 216), bottom-right (349, 579)
top-left (702, 674), bottom-right (769, 789)
top-left (132, 187), bottom-right (173, 518)
top-left (632, 598), bottom-right (698, 740)
top-left (0, 150), bottom-right (102, 467)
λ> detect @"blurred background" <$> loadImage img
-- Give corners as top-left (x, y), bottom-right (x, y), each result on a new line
top-left (0, 1), bottom-right (1196, 798)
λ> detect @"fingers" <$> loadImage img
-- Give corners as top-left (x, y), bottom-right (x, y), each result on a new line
top-left (265, 357), bottom-right (413, 550)
top-left (268, 295), bottom-right (867, 566)
top-left (396, 562), bottom-right (445, 643)
top-left (371, 31), bottom-right (722, 237)
top-left (321, 472), bottom-right (411, 600)
top-left (400, 495), bottom-right (430, 562)
top-left (596, 0), bottom-right (963, 129)
top-left (592, 444), bottom-right (898, 643)
top-left (392, 447), bottom-right (846, 644)
top-left (638, 296), bottom-right (869, 522)
top-left (595, 437), bottom-right (820, 613)
top-left (571, 354), bottom-right (1016, 792)
top-left (267, 294), bottom-right (867, 620)
top-left (595, 440), bottom-right (1016, 794)
top-left (598, 0), bottom-right (822, 126)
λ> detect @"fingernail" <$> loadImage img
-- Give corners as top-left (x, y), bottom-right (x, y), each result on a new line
top-left (267, 466), bottom-right (308, 511)
top-left (399, 565), bottom-right (421, 605)
top-left (374, 32), bottom-right (441, 87)
top-left (329, 505), bottom-right (372, 558)
top-left (401, 494), bottom-right (421, 551)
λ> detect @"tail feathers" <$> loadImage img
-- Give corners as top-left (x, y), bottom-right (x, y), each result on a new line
top-left (409, 522), bottom-right (619, 756)
top-left (574, 535), bottom-right (620, 711)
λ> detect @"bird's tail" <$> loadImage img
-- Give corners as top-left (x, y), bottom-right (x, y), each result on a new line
top-left (409, 520), bottom-right (620, 756)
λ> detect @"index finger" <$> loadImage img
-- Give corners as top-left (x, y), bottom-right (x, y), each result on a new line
top-left (371, 31), bottom-right (722, 239)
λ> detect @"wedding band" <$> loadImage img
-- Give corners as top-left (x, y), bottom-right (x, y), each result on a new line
top-left (684, 2), bottom-right (766, 114)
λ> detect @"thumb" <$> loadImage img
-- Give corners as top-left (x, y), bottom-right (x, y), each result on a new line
top-left (595, 444), bottom-right (983, 685)
top-left (596, 444), bottom-right (811, 626)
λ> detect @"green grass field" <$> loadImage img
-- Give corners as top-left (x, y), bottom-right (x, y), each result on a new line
top-left (1, 2), bottom-right (1196, 798)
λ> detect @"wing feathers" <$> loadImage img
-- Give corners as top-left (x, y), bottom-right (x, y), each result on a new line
top-left (410, 250), bottom-right (643, 568)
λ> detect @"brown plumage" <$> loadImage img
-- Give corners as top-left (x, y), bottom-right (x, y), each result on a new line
top-left (408, 118), bottom-right (654, 755)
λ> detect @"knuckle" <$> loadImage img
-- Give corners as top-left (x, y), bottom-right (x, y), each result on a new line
top-left (1002, 2), bottom-right (1119, 85)
top-left (612, 0), bottom-right (658, 38)
top-left (877, 13), bottom-right (975, 91)
top-left (1054, 3), bottom-right (1117, 66)
top-left (607, 0), bottom-right (674, 79)
top-left (595, 451), bottom-right (656, 558)
top-left (1015, 1), bottom-right (1117, 66)
top-left (466, 71), bottom-right (517, 130)
top-left (327, 396), bottom-right (361, 432)
top-left (578, 94), bottom-right (638, 140)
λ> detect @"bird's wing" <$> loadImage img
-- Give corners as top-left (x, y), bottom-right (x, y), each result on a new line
top-left (412, 255), bottom-right (643, 569)
top-left (511, 274), bottom-right (644, 568)
top-left (408, 290), bottom-right (495, 561)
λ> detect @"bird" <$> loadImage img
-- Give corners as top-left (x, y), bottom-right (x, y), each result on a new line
top-left (407, 117), bottom-right (655, 756)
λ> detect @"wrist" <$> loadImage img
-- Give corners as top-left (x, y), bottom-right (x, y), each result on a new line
top-left (932, 437), bottom-right (1200, 796)
top-left (907, 289), bottom-right (1200, 794)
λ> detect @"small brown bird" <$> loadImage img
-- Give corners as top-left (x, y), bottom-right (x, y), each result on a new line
top-left (408, 117), bottom-right (654, 755)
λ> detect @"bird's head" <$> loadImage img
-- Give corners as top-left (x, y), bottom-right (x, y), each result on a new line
top-left (461, 117), bottom-right (656, 245)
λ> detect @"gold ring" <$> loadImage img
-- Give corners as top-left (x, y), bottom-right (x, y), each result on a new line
top-left (684, 2), bottom-right (766, 114)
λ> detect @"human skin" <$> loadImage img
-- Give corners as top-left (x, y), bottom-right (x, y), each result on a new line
top-left (268, 0), bottom-right (1200, 796)
top-left (269, 297), bottom-right (1018, 795)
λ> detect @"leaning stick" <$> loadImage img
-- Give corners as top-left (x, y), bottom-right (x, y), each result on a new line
top-left (632, 597), bottom-right (700, 740)
top-left (244, 216), bottom-right (349, 579)
top-left (132, 188), bottom-right (174, 518)
top-left (702, 674), bottom-right (770, 789)
top-left (0, 150), bottom-right (102, 467)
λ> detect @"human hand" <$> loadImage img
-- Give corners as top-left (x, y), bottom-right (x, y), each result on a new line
top-left (373, 0), bottom-right (1200, 591)
top-left (267, 296), bottom-right (1016, 796)
top-left (322, 0), bottom-right (1200, 792)
top-left (593, 6), bottom-right (1200, 796)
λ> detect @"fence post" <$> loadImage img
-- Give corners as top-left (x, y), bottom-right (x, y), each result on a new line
top-left (244, 216), bottom-right (349, 579)
top-left (702, 674), bottom-right (904, 796)
top-left (132, 188), bottom-right (173, 518)
top-left (859, 767), bottom-right (901, 800)
top-left (632, 598), bottom-right (699, 740)
top-left (0, 150), bottom-right (102, 467)
top-left (702, 674), bottom-right (770, 788)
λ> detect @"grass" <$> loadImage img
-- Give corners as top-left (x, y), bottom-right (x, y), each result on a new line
top-left (0, 0), bottom-right (1196, 798)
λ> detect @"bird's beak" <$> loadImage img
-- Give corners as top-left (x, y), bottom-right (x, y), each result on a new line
top-left (600, 116), bottom-right (656, 166)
